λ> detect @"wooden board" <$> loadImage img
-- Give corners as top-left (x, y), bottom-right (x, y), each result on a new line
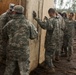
top-left (0, 0), bottom-right (19, 14)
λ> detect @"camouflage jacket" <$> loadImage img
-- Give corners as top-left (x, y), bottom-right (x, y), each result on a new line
top-left (64, 19), bottom-right (76, 38)
top-left (0, 10), bottom-right (13, 27)
top-left (35, 17), bottom-right (61, 49)
top-left (3, 14), bottom-right (38, 61)
top-left (0, 10), bottom-right (13, 58)
top-left (0, 16), bottom-right (3, 57)
top-left (56, 15), bottom-right (65, 39)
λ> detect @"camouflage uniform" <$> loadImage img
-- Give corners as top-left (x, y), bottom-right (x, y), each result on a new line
top-left (35, 17), bottom-right (61, 68)
top-left (0, 3), bottom-right (15, 27)
top-left (0, 10), bottom-right (14, 63)
top-left (55, 14), bottom-right (65, 59)
top-left (64, 19), bottom-right (76, 60)
top-left (0, 16), bottom-right (3, 62)
top-left (0, 3), bottom-right (15, 63)
top-left (3, 5), bottom-right (38, 75)
top-left (61, 18), bottom-right (68, 56)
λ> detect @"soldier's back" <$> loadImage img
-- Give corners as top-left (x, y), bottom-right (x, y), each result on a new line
top-left (3, 14), bottom-right (31, 61)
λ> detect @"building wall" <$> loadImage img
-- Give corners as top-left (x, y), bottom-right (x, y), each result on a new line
top-left (25, 0), bottom-right (43, 71)
top-left (39, 0), bottom-right (54, 63)
top-left (25, 0), bottom-right (54, 71)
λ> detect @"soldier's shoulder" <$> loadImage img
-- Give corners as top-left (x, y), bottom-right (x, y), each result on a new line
top-left (25, 19), bottom-right (36, 29)
top-left (1, 12), bottom-right (7, 17)
top-left (48, 17), bottom-right (57, 23)
top-left (53, 17), bottom-right (58, 23)
top-left (24, 19), bottom-right (33, 26)
top-left (0, 12), bottom-right (8, 20)
top-left (49, 18), bottom-right (55, 21)
top-left (1, 12), bottom-right (6, 15)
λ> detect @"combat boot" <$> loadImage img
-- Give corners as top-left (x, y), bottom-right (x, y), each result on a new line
top-left (67, 56), bottom-right (72, 62)
top-left (48, 67), bottom-right (55, 73)
top-left (55, 56), bottom-right (60, 62)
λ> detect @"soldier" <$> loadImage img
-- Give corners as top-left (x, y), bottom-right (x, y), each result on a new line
top-left (62, 12), bottom-right (67, 20)
top-left (0, 3), bottom-right (15, 64)
top-left (61, 12), bottom-right (68, 57)
top-left (64, 13), bottom-right (76, 61)
top-left (0, 3), bottom-right (15, 26)
top-left (55, 12), bottom-right (65, 61)
top-left (3, 5), bottom-right (38, 75)
top-left (33, 8), bottom-right (62, 73)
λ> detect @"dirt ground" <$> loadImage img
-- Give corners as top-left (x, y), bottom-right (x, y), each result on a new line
top-left (0, 50), bottom-right (76, 75)
top-left (30, 51), bottom-right (76, 75)
top-left (0, 51), bottom-right (76, 75)
top-left (30, 38), bottom-right (76, 75)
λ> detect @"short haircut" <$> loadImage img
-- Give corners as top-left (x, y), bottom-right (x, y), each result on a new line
top-left (70, 12), bottom-right (74, 17)
top-left (48, 8), bottom-right (55, 13)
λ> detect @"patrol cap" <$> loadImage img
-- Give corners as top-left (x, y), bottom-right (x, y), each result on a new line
top-left (13, 5), bottom-right (24, 14)
top-left (9, 3), bottom-right (15, 10)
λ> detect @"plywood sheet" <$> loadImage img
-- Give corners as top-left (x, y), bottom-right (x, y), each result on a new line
top-left (0, 0), bottom-right (19, 14)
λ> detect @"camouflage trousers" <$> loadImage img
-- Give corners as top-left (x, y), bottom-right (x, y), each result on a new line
top-left (0, 41), bottom-right (8, 64)
top-left (55, 40), bottom-right (62, 58)
top-left (67, 38), bottom-right (74, 59)
top-left (62, 36), bottom-right (73, 58)
top-left (4, 59), bottom-right (30, 75)
top-left (45, 45), bottom-right (56, 68)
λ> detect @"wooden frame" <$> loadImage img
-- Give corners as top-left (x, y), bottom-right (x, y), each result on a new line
top-left (0, 0), bottom-right (2, 2)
